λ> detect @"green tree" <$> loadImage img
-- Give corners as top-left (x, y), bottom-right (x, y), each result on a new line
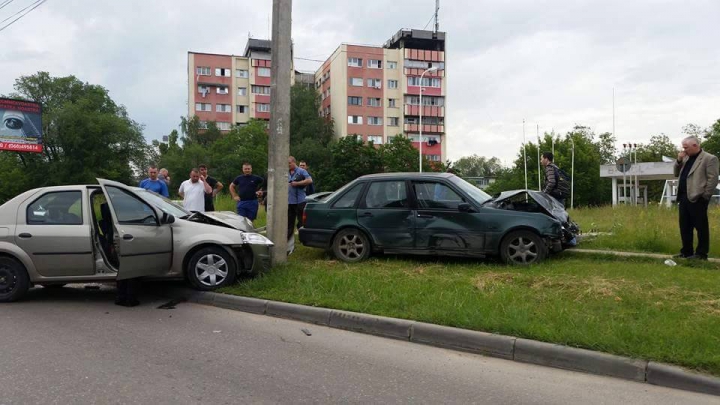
top-left (323, 135), bottom-right (383, 190)
top-left (380, 135), bottom-right (432, 172)
top-left (453, 154), bottom-right (503, 177)
top-left (700, 119), bottom-right (720, 157)
top-left (290, 84), bottom-right (334, 147)
top-left (2, 71), bottom-right (146, 196)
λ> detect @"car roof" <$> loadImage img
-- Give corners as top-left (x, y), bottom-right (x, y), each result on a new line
top-left (357, 172), bottom-right (454, 181)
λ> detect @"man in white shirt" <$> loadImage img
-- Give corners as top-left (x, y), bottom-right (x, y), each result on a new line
top-left (178, 168), bottom-right (212, 212)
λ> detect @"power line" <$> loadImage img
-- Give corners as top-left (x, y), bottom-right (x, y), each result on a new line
top-left (294, 56), bottom-right (324, 63)
top-left (0, 0), bottom-right (47, 32)
top-left (422, 12), bottom-right (434, 30)
top-left (0, 0), bottom-right (15, 11)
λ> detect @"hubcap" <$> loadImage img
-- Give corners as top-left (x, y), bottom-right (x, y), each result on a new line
top-left (194, 254), bottom-right (229, 287)
top-left (0, 266), bottom-right (17, 294)
top-left (508, 237), bottom-right (538, 264)
top-left (339, 234), bottom-right (365, 260)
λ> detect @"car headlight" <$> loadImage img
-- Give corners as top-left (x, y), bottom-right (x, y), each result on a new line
top-left (240, 233), bottom-right (274, 246)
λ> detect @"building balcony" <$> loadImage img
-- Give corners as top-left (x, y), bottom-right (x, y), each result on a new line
top-left (404, 105), bottom-right (444, 117)
top-left (404, 123), bottom-right (445, 133)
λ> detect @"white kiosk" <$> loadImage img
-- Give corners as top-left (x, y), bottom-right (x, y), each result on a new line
top-left (599, 161), bottom-right (676, 207)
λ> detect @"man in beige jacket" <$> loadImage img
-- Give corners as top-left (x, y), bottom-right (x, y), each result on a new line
top-left (673, 136), bottom-right (719, 260)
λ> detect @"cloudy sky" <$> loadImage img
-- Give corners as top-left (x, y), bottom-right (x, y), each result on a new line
top-left (1, 0), bottom-right (718, 165)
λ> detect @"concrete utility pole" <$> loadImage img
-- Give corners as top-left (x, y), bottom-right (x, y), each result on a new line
top-left (267, 0), bottom-right (292, 265)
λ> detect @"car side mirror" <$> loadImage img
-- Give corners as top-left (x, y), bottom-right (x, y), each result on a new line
top-left (458, 203), bottom-right (475, 213)
top-left (161, 213), bottom-right (175, 224)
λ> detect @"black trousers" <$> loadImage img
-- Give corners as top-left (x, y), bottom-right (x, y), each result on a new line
top-left (678, 195), bottom-right (710, 257)
top-left (116, 279), bottom-right (139, 301)
top-left (287, 202), bottom-right (307, 239)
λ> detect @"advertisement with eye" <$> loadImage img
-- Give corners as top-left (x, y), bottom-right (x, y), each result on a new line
top-left (0, 97), bottom-right (43, 153)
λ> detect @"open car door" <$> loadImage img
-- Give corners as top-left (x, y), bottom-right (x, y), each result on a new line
top-left (97, 179), bottom-right (172, 280)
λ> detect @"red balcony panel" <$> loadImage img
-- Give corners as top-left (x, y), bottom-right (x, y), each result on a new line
top-left (254, 94), bottom-right (271, 104)
top-left (407, 85), bottom-right (442, 97)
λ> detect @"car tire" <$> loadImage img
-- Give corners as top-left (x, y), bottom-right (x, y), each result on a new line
top-left (186, 247), bottom-right (237, 291)
top-left (500, 230), bottom-right (547, 266)
top-left (332, 228), bottom-right (371, 263)
top-left (0, 256), bottom-right (30, 302)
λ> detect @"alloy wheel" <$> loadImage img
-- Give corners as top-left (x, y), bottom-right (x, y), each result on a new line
top-left (194, 254), bottom-right (229, 287)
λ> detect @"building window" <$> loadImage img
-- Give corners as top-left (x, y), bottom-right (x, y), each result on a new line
top-left (236, 105), bottom-right (247, 113)
top-left (197, 85), bottom-right (210, 95)
top-left (388, 117), bottom-right (399, 126)
top-left (216, 104), bottom-right (232, 113)
top-left (350, 77), bottom-right (363, 87)
top-left (366, 78), bottom-right (382, 88)
top-left (199, 121), bottom-right (208, 129)
top-left (251, 85), bottom-right (271, 95)
top-left (348, 96), bottom-right (362, 106)
top-left (256, 103), bottom-right (270, 113)
top-left (368, 116), bottom-right (382, 126)
top-left (217, 122), bottom-right (232, 131)
top-left (215, 68), bottom-right (231, 77)
top-left (258, 67), bottom-right (271, 77)
top-left (367, 135), bottom-right (383, 144)
top-left (216, 87), bottom-right (229, 95)
top-left (236, 69), bottom-right (249, 78)
top-left (405, 116), bottom-right (418, 124)
top-left (195, 103), bottom-right (212, 112)
top-left (238, 87), bottom-right (247, 96)
top-left (388, 98), bottom-right (397, 108)
top-left (405, 95), bottom-right (445, 106)
top-left (196, 66), bottom-right (211, 76)
top-left (348, 57), bottom-right (363, 67)
top-left (388, 80), bottom-right (398, 89)
top-left (387, 61), bottom-right (397, 69)
top-left (408, 77), bottom-right (441, 87)
top-left (367, 97), bottom-right (381, 107)
top-left (348, 115), bottom-right (363, 125)
top-left (427, 155), bottom-right (441, 162)
top-left (368, 59), bottom-right (382, 69)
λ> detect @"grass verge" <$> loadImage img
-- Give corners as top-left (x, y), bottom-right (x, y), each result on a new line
top-left (222, 243), bottom-right (720, 376)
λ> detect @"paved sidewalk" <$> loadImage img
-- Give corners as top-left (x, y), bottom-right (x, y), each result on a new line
top-left (566, 248), bottom-right (720, 263)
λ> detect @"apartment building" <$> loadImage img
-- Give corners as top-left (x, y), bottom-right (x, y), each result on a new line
top-left (316, 29), bottom-right (446, 162)
top-left (187, 39), bottom-right (284, 130)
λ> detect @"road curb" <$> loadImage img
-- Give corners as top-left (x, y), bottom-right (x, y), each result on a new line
top-left (158, 287), bottom-right (720, 397)
top-left (514, 338), bottom-right (647, 382)
top-left (410, 322), bottom-right (515, 360)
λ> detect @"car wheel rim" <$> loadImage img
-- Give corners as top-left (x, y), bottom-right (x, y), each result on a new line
top-left (195, 254), bottom-right (229, 287)
top-left (508, 237), bottom-right (538, 264)
top-left (0, 266), bottom-right (17, 294)
top-left (339, 234), bottom-right (365, 260)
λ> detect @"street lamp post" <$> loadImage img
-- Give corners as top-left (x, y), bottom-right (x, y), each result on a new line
top-left (418, 66), bottom-right (438, 172)
top-left (570, 137), bottom-right (575, 209)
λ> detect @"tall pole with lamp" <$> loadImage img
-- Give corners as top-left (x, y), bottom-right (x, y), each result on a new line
top-left (418, 66), bottom-right (438, 172)
top-left (570, 137), bottom-right (575, 209)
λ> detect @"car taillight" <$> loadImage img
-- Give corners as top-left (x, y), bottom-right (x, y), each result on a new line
top-left (302, 207), bottom-right (307, 226)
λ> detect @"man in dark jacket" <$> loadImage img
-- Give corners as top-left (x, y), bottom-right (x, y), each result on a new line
top-left (541, 152), bottom-right (568, 206)
top-left (673, 136), bottom-right (719, 260)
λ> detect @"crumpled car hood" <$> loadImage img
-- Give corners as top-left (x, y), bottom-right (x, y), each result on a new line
top-left (195, 211), bottom-right (255, 232)
top-left (493, 190), bottom-right (571, 224)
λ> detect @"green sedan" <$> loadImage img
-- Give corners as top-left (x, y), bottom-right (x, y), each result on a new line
top-left (299, 173), bottom-right (579, 265)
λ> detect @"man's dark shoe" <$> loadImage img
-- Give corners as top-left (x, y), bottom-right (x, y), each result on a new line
top-left (687, 255), bottom-right (708, 261)
top-left (672, 253), bottom-right (690, 259)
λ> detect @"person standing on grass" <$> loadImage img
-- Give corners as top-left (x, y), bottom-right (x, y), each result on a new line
top-left (673, 136), bottom-right (719, 260)
top-left (229, 162), bottom-right (264, 221)
top-left (541, 152), bottom-right (570, 206)
top-left (287, 156), bottom-right (312, 255)
top-left (199, 164), bottom-right (223, 212)
top-left (299, 161), bottom-right (316, 196)
top-left (139, 165), bottom-right (169, 198)
top-left (178, 168), bottom-right (212, 212)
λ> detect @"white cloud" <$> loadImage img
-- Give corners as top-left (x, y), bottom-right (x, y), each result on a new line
top-left (1, 0), bottom-right (718, 164)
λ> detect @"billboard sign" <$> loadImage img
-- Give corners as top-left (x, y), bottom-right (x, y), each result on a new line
top-left (0, 98), bottom-right (43, 153)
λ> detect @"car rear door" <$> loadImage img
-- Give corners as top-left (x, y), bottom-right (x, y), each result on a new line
top-left (14, 188), bottom-right (95, 277)
top-left (98, 179), bottom-right (172, 280)
top-left (410, 180), bottom-right (486, 253)
top-left (357, 180), bottom-right (415, 249)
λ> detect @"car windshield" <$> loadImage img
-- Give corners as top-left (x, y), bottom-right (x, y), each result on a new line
top-left (449, 175), bottom-right (492, 204)
top-left (133, 188), bottom-right (190, 217)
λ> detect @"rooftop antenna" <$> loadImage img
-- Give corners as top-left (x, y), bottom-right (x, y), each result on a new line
top-left (434, 0), bottom-right (440, 32)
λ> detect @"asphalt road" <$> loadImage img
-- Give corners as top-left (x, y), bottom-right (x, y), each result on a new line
top-left (1, 285), bottom-right (718, 404)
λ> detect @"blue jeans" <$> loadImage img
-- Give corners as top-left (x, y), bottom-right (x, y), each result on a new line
top-left (236, 200), bottom-right (259, 221)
